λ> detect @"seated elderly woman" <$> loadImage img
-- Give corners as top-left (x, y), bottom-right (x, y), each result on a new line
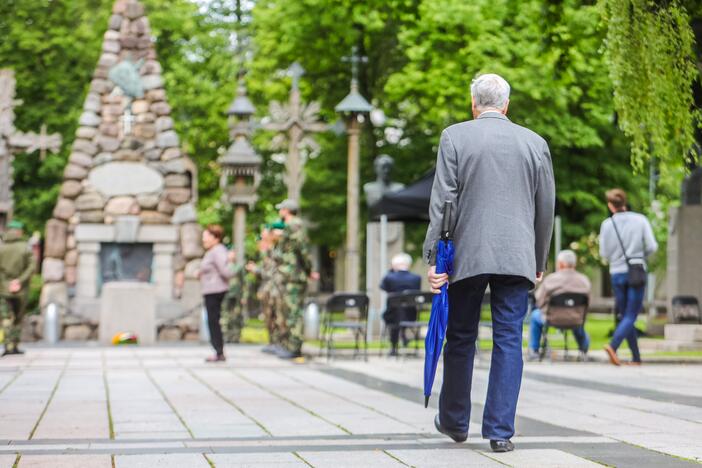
top-left (381, 253), bottom-right (422, 356)
top-left (528, 249), bottom-right (591, 361)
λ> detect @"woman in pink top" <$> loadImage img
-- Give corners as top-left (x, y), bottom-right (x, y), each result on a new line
top-left (199, 224), bottom-right (233, 362)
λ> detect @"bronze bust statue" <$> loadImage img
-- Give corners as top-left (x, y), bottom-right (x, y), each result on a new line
top-left (364, 154), bottom-right (404, 208)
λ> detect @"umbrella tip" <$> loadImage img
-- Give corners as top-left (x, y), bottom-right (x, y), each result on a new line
top-left (424, 395), bottom-right (429, 408)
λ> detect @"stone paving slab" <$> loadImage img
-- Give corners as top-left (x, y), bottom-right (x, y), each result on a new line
top-left (19, 454), bottom-right (111, 467)
top-left (481, 448), bottom-right (603, 467)
top-left (388, 448), bottom-right (503, 467)
top-left (296, 449), bottom-right (404, 467)
top-left (115, 454), bottom-right (210, 467)
top-left (208, 453), bottom-right (308, 467)
top-left (5, 345), bottom-right (700, 467)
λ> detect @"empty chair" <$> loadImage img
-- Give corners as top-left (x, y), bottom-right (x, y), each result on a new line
top-left (320, 293), bottom-right (369, 360)
top-left (539, 292), bottom-right (589, 361)
top-left (671, 296), bottom-right (702, 324)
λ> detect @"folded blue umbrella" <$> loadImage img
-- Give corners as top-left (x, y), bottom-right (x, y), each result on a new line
top-left (424, 201), bottom-right (454, 408)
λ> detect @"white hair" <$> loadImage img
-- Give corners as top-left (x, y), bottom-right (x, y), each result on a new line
top-left (391, 253), bottom-right (413, 271)
top-left (470, 73), bottom-right (510, 111)
top-left (557, 249), bottom-right (577, 267)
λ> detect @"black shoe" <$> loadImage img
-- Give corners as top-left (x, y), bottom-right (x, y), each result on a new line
top-left (434, 414), bottom-right (467, 443)
top-left (490, 439), bottom-right (514, 452)
top-left (2, 348), bottom-right (24, 357)
top-left (276, 348), bottom-right (302, 360)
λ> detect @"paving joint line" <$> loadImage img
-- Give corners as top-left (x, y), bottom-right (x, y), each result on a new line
top-left (102, 351), bottom-right (115, 439)
top-left (382, 449), bottom-right (411, 466)
top-left (140, 354), bottom-right (195, 439)
top-left (232, 368), bottom-right (353, 435)
top-left (292, 451), bottom-right (315, 467)
top-left (186, 366), bottom-right (273, 437)
top-left (28, 351), bottom-right (72, 440)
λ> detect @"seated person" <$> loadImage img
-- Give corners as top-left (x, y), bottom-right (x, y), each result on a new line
top-left (381, 253), bottom-right (421, 355)
top-left (528, 249), bottom-right (591, 360)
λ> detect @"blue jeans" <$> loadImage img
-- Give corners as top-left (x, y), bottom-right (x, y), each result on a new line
top-left (439, 274), bottom-right (531, 441)
top-left (528, 308), bottom-right (590, 353)
top-left (610, 272), bottom-right (644, 362)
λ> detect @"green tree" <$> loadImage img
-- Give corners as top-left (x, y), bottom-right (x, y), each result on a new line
top-left (601, 0), bottom-right (699, 186)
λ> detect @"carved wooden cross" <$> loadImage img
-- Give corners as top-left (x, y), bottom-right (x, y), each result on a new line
top-left (0, 69), bottom-right (62, 223)
top-left (264, 63), bottom-right (327, 201)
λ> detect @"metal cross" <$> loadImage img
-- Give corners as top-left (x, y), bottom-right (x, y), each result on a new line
top-left (0, 69), bottom-right (62, 226)
top-left (342, 46), bottom-right (368, 86)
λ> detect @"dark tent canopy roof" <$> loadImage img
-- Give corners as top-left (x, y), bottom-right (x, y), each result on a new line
top-left (370, 170), bottom-right (434, 222)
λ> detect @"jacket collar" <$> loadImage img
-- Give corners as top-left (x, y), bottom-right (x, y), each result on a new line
top-left (477, 111), bottom-right (509, 121)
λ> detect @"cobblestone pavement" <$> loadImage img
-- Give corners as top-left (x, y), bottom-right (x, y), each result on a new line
top-left (0, 345), bottom-right (699, 467)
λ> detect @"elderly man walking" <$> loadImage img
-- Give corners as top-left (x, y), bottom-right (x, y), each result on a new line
top-left (425, 74), bottom-right (555, 452)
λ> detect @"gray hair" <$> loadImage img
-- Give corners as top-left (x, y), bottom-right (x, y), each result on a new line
top-left (470, 73), bottom-right (510, 111)
top-left (391, 252), bottom-right (413, 271)
top-left (557, 249), bottom-right (577, 267)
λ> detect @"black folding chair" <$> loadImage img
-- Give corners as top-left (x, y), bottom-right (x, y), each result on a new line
top-left (539, 292), bottom-right (589, 361)
top-left (379, 291), bottom-right (433, 357)
top-left (671, 296), bottom-right (702, 324)
top-left (320, 293), bottom-right (369, 360)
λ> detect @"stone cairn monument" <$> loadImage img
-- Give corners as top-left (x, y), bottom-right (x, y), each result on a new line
top-left (41, 0), bottom-right (203, 342)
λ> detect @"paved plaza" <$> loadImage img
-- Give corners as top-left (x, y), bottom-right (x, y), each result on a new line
top-left (0, 345), bottom-right (700, 467)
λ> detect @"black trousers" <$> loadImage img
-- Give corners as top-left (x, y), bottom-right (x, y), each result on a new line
top-left (439, 274), bottom-right (530, 440)
top-left (204, 292), bottom-right (226, 356)
top-left (383, 307), bottom-right (415, 348)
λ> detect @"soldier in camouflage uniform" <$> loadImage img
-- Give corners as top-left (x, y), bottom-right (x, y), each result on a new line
top-left (273, 199), bottom-right (313, 359)
top-left (251, 224), bottom-right (286, 353)
top-left (0, 220), bottom-right (34, 356)
top-left (221, 251), bottom-right (247, 343)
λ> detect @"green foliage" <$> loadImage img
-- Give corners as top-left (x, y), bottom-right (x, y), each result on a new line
top-left (0, 0), bottom-right (111, 234)
top-left (3, 0), bottom-right (689, 273)
top-left (601, 0), bottom-right (699, 183)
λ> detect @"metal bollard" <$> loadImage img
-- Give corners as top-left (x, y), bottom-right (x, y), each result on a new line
top-left (304, 302), bottom-right (320, 340)
top-left (199, 306), bottom-right (210, 343)
top-left (44, 303), bottom-right (60, 344)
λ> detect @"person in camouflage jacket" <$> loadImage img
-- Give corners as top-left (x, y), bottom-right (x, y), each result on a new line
top-left (0, 220), bottom-right (34, 356)
top-left (273, 200), bottom-right (313, 359)
top-left (222, 252), bottom-right (247, 344)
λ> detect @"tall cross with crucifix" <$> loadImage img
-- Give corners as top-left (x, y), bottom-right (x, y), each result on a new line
top-left (265, 63), bottom-right (328, 201)
top-left (0, 69), bottom-right (62, 229)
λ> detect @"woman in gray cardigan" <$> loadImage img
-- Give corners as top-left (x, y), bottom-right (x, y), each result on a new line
top-left (199, 224), bottom-right (234, 362)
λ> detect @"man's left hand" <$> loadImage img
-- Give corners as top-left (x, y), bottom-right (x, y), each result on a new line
top-left (536, 272), bottom-right (544, 283)
top-left (428, 266), bottom-right (449, 294)
top-left (8, 279), bottom-right (21, 294)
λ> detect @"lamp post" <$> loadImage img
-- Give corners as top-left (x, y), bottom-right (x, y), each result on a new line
top-left (219, 80), bottom-right (262, 264)
top-left (335, 47), bottom-right (372, 292)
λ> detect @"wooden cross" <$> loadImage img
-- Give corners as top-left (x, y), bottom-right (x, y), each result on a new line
top-left (265, 63), bottom-right (327, 201)
top-left (0, 69), bottom-right (62, 224)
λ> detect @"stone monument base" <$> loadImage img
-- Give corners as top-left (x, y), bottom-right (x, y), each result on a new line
top-left (365, 221), bottom-right (404, 338)
top-left (662, 324), bottom-right (702, 351)
top-left (99, 282), bottom-right (156, 345)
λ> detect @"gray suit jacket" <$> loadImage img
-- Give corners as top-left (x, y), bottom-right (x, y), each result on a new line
top-left (423, 112), bottom-right (555, 284)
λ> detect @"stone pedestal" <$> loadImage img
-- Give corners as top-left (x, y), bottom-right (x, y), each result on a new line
top-left (663, 324), bottom-right (702, 351)
top-left (99, 282), bottom-right (156, 345)
top-left (667, 206), bottom-right (702, 320)
top-left (365, 221), bottom-right (404, 337)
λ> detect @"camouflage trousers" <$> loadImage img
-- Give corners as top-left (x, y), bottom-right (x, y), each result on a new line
top-left (1, 296), bottom-right (25, 352)
top-left (281, 282), bottom-right (307, 354)
top-left (260, 292), bottom-right (282, 345)
top-left (221, 293), bottom-right (245, 344)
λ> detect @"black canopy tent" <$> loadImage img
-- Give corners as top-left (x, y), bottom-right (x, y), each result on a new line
top-left (370, 170), bottom-right (434, 222)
